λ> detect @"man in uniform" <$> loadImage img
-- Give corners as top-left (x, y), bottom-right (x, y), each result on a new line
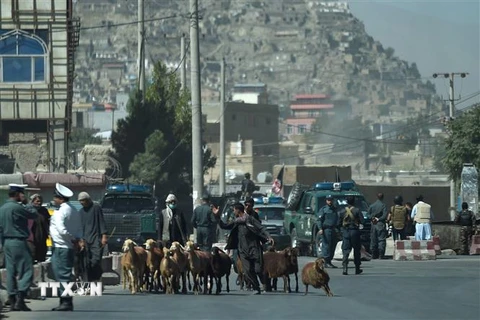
top-left (213, 203), bottom-right (273, 295)
top-left (387, 195), bottom-right (409, 241)
top-left (191, 194), bottom-right (216, 251)
top-left (368, 193), bottom-right (388, 259)
top-left (339, 196), bottom-right (364, 275)
top-left (241, 173), bottom-right (255, 199)
top-left (455, 202), bottom-right (476, 255)
top-left (244, 198), bottom-right (260, 222)
top-left (50, 183), bottom-right (83, 312)
top-left (0, 184), bottom-right (38, 312)
top-left (78, 192), bottom-right (108, 283)
top-left (411, 195), bottom-right (434, 241)
top-left (317, 195), bottom-right (339, 268)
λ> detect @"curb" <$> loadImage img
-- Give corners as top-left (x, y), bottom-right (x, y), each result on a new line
top-left (393, 240), bottom-right (436, 261)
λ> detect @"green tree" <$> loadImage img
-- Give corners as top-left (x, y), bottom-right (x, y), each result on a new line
top-left (68, 128), bottom-right (102, 152)
top-left (110, 61), bottom-right (216, 197)
top-left (441, 106), bottom-right (480, 180)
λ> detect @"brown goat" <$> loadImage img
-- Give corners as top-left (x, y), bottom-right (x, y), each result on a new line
top-left (121, 239), bottom-right (147, 294)
top-left (160, 249), bottom-right (180, 294)
top-left (263, 246), bottom-right (297, 293)
top-left (169, 241), bottom-right (189, 294)
top-left (211, 247), bottom-right (232, 295)
top-left (144, 239), bottom-right (164, 292)
top-left (301, 258), bottom-right (334, 297)
top-left (185, 241), bottom-right (213, 295)
top-left (270, 247), bottom-right (299, 293)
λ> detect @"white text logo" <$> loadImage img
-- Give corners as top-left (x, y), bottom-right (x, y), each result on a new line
top-left (38, 282), bottom-right (103, 297)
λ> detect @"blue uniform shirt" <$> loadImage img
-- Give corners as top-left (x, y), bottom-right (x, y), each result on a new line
top-left (317, 204), bottom-right (338, 230)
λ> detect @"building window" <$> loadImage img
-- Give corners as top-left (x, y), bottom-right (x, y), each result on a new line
top-left (287, 125), bottom-right (293, 134)
top-left (298, 124), bottom-right (307, 134)
top-left (308, 111), bottom-right (316, 118)
top-left (0, 29), bottom-right (48, 83)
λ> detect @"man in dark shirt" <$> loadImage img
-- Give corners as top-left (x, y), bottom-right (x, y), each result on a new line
top-left (213, 203), bottom-right (273, 295)
top-left (78, 192), bottom-right (108, 282)
top-left (0, 184), bottom-right (38, 311)
top-left (191, 194), bottom-right (216, 251)
top-left (317, 195), bottom-right (339, 268)
top-left (244, 198), bottom-right (260, 222)
top-left (339, 196), bottom-right (364, 275)
top-left (368, 193), bottom-right (388, 259)
top-left (241, 173), bottom-right (255, 199)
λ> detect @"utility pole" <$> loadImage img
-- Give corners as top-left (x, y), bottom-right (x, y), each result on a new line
top-left (219, 57), bottom-right (226, 196)
top-left (433, 72), bottom-right (469, 219)
top-left (180, 34), bottom-right (187, 90)
top-left (190, 0), bottom-right (203, 218)
top-left (138, 0), bottom-right (145, 103)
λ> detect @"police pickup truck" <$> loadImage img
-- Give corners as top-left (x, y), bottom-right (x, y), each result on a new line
top-left (284, 181), bottom-right (371, 256)
top-left (101, 183), bottom-right (157, 253)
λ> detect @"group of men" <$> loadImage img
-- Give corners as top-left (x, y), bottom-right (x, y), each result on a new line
top-left (0, 183), bottom-right (108, 313)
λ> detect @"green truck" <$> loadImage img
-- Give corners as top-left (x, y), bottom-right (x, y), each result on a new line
top-left (283, 181), bottom-right (371, 256)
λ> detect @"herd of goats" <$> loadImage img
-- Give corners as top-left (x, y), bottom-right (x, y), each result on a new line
top-left (119, 239), bottom-right (334, 297)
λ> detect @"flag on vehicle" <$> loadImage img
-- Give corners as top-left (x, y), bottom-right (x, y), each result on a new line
top-left (271, 165), bottom-right (285, 196)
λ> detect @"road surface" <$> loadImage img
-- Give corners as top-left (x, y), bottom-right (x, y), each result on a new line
top-left (4, 256), bottom-right (480, 320)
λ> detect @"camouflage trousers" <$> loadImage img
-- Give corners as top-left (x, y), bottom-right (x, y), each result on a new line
top-left (459, 226), bottom-right (473, 255)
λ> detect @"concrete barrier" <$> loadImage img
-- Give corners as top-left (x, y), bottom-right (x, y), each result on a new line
top-left (432, 236), bottom-right (442, 255)
top-left (393, 240), bottom-right (436, 261)
top-left (470, 235), bottom-right (480, 255)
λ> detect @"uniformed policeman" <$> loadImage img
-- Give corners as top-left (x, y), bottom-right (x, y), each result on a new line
top-left (0, 184), bottom-right (38, 311)
top-left (317, 195), bottom-right (339, 268)
top-left (368, 193), bottom-right (388, 259)
top-left (455, 202), bottom-right (476, 255)
top-left (191, 194), bottom-right (216, 251)
top-left (339, 196), bottom-right (364, 275)
top-left (50, 183), bottom-right (83, 312)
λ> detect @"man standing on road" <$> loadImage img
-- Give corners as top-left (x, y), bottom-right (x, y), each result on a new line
top-left (0, 184), bottom-right (38, 312)
top-left (317, 195), bottom-right (339, 268)
top-left (241, 173), bottom-right (255, 200)
top-left (368, 193), bottom-right (388, 259)
top-left (455, 202), bottom-right (476, 255)
top-left (50, 183), bottom-right (83, 312)
top-left (213, 202), bottom-right (273, 295)
top-left (387, 195), bottom-right (409, 241)
top-left (411, 195), bottom-right (434, 241)
top-left (78, 192), bottom-right (108, 283)
top-left (191, 194), bottom-right (216, 251)
top-left (244, 198), bottom-right (260, 222)
top-left (339, 196), bottom-right (364, 275)
top-left (158, 194), bottom-right (187, 247)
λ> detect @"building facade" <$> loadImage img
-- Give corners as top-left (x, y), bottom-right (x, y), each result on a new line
top-left (285, 94), bottom-right (334, 137)
top-left (0, 0), bottom-right (80, 172)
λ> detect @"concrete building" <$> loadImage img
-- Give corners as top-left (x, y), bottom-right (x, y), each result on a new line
top-left (232, 83), bottom-right (268, 104)
top-left (285, 94), bottom-right (334, 137)
top-left (0, 0), bottom-right (80, 172)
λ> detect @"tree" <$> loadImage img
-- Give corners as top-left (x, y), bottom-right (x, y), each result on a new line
top-left (110, 61), bottom-right (216, 197)
top-left (441, 106), bottom-right (480, 181)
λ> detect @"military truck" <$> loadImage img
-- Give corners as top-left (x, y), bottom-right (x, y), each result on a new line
top-left (283, 181), bottom-right (371, 256)
top-left (101, 183), bottom-right (157, 253)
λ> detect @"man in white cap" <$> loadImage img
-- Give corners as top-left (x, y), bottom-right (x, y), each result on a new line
top-left (157, 193), bottom-right (187, 247)
top-left (78, 191), bottom-right (107, 283)
top-left (0, 184), bottom-right (38, 311)
top-left (50, 183), bottom-right (83, 312)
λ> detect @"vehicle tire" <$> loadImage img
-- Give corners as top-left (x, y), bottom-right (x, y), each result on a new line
top-left (291, 228), bottom-right (299, 250)
top-left (286, 182), bottom-right (309, 210)
top-left (312, 230), bottom-right (322, 258)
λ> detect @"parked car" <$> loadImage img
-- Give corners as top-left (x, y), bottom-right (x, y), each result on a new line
top-left (284, 181), bottom-right (371, 256)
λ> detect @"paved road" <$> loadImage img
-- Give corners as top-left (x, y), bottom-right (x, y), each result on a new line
top-left (4, 256), bottom-right (480, 320)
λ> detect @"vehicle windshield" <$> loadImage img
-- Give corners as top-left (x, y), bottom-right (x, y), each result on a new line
top-left (256, 207), bottom-right (285, 220)
top-left (317, 196), bottom-right (369, 212)
top-left (101, 195), bottom-right (155, 213)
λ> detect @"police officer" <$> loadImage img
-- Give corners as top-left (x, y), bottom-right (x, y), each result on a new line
top-left (387, 195), bottom-right (409, 241)
top-left (191, 194), bottom-right (216, 251)
top-left (339, 196), bottom-right (364, 275)
top-left (368, 193), bottom-right (388, 259)
top-left (241, 173), bottom-right (255, 199)
top-left (50, 183), bottom-right (83, 312)
top-left (455, 202), bottom-right (476, 255)
top-left (0, 184), bottom-right (38, 311)
top-left (317, 195), bottom-right (339, 268)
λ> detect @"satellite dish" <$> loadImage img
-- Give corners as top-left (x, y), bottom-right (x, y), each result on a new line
top-left (55, 183), bottom-right (74, 198)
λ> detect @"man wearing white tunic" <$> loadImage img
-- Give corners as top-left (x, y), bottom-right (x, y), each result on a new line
top-left (411, 195), bottom-right (434, 240)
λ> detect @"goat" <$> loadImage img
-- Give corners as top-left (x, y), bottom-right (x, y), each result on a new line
top-left (301, 258), bottom-right (334, 297)
top-left (262, 246), bottom-right (297, 293)
top-left (121, 239), bottom-right (147, 294)
top-left (169, 241), bottom-right (189, 294)
top-left (211, 247), bottom-right (232, 295)
top-left (185, 241), bottom-right (213, 295)
top-left (160, 249), bottom-right (180, 294)
top-left (269, 247), bottom-right (299, 293)
top-left (144, 239), bottom-right (164, 292)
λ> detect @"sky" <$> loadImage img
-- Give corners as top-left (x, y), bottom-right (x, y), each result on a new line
top-left (348, 0), bottom-right (480, 109)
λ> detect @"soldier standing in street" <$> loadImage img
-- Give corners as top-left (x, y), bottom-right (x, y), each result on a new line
top-left (455, 202), bottom-right (476, 255)
top-left (317, 195), bottom-right (339, 268)
top-left (50, 183), bottom-right (83, 312)
top-left (191, 194), bottom-right (216, 251)
top-left (339, 196), bottom-right (364, 275)
top-left (368, 193), bottom-right (388, 259)
top-left (241, 173), bottom-right (255, 199)
top-left (78, 192), bottom-right (108, 283)
top-left (0, 184), bottom-right (38, 312)
top-left (387, 195), bottom-right (409, 241)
